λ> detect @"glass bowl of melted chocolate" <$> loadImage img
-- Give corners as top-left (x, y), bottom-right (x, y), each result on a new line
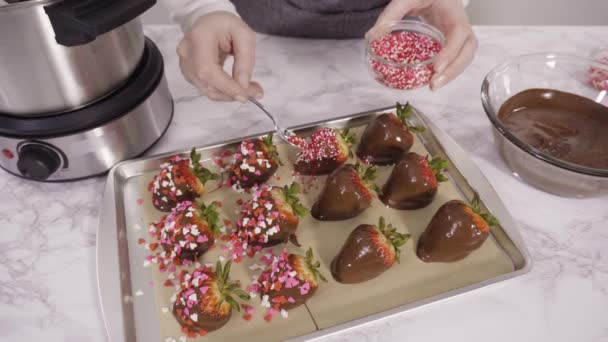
top-left (482, 53), bottom-right (608, 198)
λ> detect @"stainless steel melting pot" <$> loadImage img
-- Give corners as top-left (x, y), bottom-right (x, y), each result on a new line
top-left (0, 0), bottom-right (155, 115)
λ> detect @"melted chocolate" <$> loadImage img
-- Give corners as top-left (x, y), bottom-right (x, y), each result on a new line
top-left (264, 281), bottom-right (317, 311)
top-left (311, 164), bottom-right (372, 221)
top-left (252, 217), bottom-right (298, 248)
top-left (331, 224), bottom-right (390, 284)
top-left (294, 157), bottom-right (344, 175)
top-left (417, 200), bottom-right (489, 262)
top-left (380, 152), bottom-right (437, 210)
top-left (498, 88), bottom-right (608, 170)
top-left (356, 114), bottom-right (414, 165)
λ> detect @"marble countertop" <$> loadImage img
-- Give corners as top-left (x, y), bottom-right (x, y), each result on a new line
top-left (1, 25), bottom-right (607, 342)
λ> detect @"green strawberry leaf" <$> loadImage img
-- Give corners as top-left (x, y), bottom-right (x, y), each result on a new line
top-left (340, 128), bottom-right (358, 146)
top-left (377, 216), bottom-right (411, 262)
top-left (395, 102), bottom-right (425, 133)
top-left (196, 200), bottom-right (222, 236)
top-left (190, 147), bottom-right (220, 185)
top-left (261, 133), bottom-right (283, 166)
top-left (395, 102), bottom-right (413, 123)
top-left (215, 260), bottom-right (223, 285)
top-left (305, 247), bottom-right (313, 260)
top-left (408, 125), bottom-right (426, 133)
top-left (428, 156), bottom-right (449, 183)
top-left (217, 260), bottom-right (250, 309)
top-left (355, 162), bottom-right (379, 194)
top-left (225, 296), bottom-right (241, 312)
top-left (471, 192), bottom-right (482, 213)
top-left (303, 247), bottom-right (328, 283)
top-left (284, 182), bottom-right (308, 217)
top-left (293, 203), bottom-right (309, 218)
top-left (480, 213), bottom-right (500, 227)
top-left (378, 216), bottom-right (386, 230)
top-left (233, 288), bottom-right (251, 301)
top-left (222, 260), bottom-right (232, 283)
top-left (470, 192), bottom-right (500, 227)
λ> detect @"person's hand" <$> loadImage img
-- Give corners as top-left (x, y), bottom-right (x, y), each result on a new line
top-left (177, 11), bottom-right (263, 102)
top-left (368, 0), bottom-right (477, 90)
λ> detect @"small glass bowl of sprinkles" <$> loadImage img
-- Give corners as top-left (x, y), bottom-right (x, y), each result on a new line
top-left (366, 20), bottom-right (445, 90)
top-left (589, 47), bottom-right (608, 91)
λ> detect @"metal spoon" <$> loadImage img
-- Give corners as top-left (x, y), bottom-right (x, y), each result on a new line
top-left (248, 96), bottom-right (304, 148)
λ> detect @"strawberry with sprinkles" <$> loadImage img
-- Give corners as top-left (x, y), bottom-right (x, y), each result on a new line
top-left (172, 261), bottom-right (250, 336)
top-left (150, 148), bottom-right (219, 212)
top-left (251, 248), bottom-right (326, 321)
top-left (228, 133), bottom-right (281, 192)
top-left (153, 199), bottom-right (221, 265)
top-left (294, 128), bottom-right (356, 175)
top-left (227, 183), bottom-right (308, 260)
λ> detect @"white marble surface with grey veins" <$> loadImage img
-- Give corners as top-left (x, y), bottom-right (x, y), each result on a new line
top-left (1, 25), bottom-right (607, 342)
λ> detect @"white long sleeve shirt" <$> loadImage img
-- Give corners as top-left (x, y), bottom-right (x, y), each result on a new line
top-left (161, 0), bottom-right (469, 33)
top-left (161, 0), bottom-right (238, 32)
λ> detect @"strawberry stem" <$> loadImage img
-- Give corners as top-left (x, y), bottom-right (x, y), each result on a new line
top-left (339, 128), bottom-right (358, 147)
top-left (261, 133), bottom-right (283, 166)
top-left (190, 148), bottom-right (219, 185)
top-left (304, 247), bottom-right (328, 283)
top-left (377, 217), bottom-right (411, 262)
top-left (195, 200), bottom-right (221, 236)
top-left (214, 260), bottom-right (251, 312)
top-left (428, 156), bottom-right (449, 183)
top-left (283, 182), bottom-right (308, 218)
top-left (395, 102), bottom-right (425, 133)
top-left (355, 162), bottom-right (380, 195)
top-left (470, 193), bottom-right (500, 227)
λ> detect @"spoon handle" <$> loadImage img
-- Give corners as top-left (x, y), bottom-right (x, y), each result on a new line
top-left (248, 97), bottom-right (301, 147)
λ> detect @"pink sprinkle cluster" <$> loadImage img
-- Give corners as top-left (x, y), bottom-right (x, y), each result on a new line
top-left (368, 31), bottom-right (442, 90)
top-left (149, 156), bottom-right (193, 209)
top-left (157, 201), bottom-right (211, 264)
top-left (174, 265), bottom-right (213, 323)
top-left (228, 139), bottom-right (274, 192)
top-left (589, 55), bottom-right (608, 91)
top-left (226, 185), bottom-right (281, 261)
top-left (296, 128), bottom-right (340, 164)
top-left (249, 249), bottom-right (309, 320)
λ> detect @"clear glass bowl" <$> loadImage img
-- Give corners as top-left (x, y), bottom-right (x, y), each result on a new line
top-left (365, 20), bottom-right (444, 90)
top-left (481, 53), bottom-right (608, 197)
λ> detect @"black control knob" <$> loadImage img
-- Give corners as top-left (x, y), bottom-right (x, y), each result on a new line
top-left (17, 144), bottom-right (62, 181)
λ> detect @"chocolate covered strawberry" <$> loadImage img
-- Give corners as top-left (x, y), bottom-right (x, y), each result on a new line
top-left (228, 133), bottom-right (281, 192)
top-left (331, 217), bottom-right (410, 284)
top-left (311, 163), bottom-right (378, 221)
top-left (381, 153), bottom-right (448, 210)
top-left (294, 127), bottom-right (356, 175)
top-left (417, 195), bottom-right (499, 262)
top-left (173, 261), bottom-right (250, 336)
top-left (156, 200), bottom-right (221, 264)
top-left (356, 102), bottom-right (425, 165)
top-left (150, 148), bottom-right (219, 211)
top-left (255, 248), bottom-right (326, 318)
top-left (233, 183), bottom-right (308, 250)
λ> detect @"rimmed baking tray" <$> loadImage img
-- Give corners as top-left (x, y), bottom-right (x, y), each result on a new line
top-left (97, 105), bottom-right (532, 342)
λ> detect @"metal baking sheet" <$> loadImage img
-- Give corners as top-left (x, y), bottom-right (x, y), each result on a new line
top-left (97, 105), bottom-right (532, 342)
